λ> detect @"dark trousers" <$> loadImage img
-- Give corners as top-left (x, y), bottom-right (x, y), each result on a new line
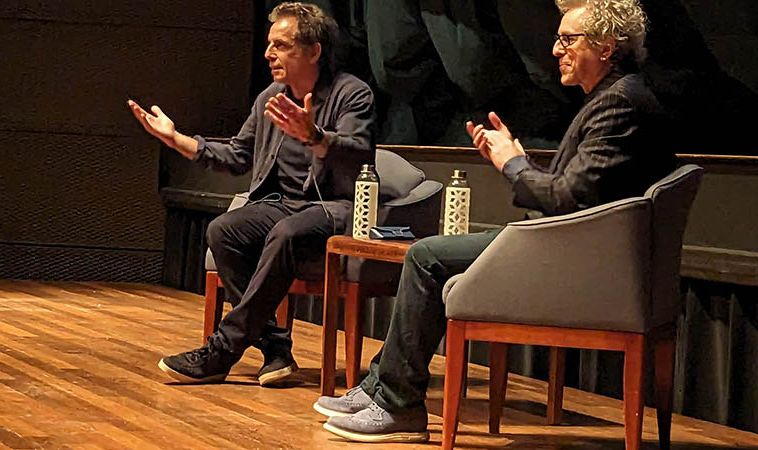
top-left (360, 229), bottom-right (502, 410)
top-left (206, 198), bottom-right (342, 356)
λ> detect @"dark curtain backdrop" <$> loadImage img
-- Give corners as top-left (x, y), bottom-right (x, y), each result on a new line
top-left (255, 0), bottom-right (758, 153)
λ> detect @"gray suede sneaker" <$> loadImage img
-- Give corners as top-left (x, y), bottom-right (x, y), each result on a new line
top-left (313, 386), bottom-right (373, 418)
top-left (323, 401), bottom-right (429, 443)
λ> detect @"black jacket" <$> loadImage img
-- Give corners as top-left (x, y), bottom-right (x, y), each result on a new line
top-left (507, 70), bottom-right (677, 217)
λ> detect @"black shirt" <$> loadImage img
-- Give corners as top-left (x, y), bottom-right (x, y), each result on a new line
top-left (276, 134), bottom-right (312, 200)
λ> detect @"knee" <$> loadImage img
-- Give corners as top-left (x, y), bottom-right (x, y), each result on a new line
top-left (206, 214), bottom-right (234, 253)
top-left (405, 235), bottom-right (444, 269)
top-left (404, 242), bottom-right (427, 267)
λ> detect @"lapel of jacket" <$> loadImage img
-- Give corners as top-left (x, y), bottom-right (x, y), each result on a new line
top-left (548, 69), bottom-right (626, 174)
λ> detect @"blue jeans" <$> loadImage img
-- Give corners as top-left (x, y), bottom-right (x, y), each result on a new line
top-left (360, 229), bottom-right (502, 410)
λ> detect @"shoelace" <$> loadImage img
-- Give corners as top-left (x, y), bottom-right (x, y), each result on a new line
top-left (186, 346), bottom-right (210, 364)
top-left (186, 339), bottom-right (216, 364)
top-left (366, 402), bottom-right (386, 421)
top-left (344, 386), bottom-right (363, 400)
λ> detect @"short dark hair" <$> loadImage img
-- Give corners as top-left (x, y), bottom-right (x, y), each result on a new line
top-left (269, 2), bottom-right (338, 76)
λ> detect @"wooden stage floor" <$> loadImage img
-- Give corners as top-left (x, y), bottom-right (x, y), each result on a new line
top-left (0, 280), bottom-right (756, 449)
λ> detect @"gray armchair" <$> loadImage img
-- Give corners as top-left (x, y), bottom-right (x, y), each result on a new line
top-left (203, 149), bottom-right (443, 391)
top-left (441, 165), bottom-right (703, 450)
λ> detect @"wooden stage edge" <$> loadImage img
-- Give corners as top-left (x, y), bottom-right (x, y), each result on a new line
top-left (0, 280), bottom-right (756, 450)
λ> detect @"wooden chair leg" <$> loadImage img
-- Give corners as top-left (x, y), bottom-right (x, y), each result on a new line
top-left (343, 283), bottom-right (363, 389)
top-left (442, 320), bottom-right (467, 450)
top-left (654, 331), bottom-right (676, 450)
top-left (488, 342), bottom-right (508, 434)
top-left (276, 296), bottom-right (293, 330)
top-left (547, 347), bottom-right (566, 425)
top-left (203, 271), bottom-right (224, 343)
top-left (462, 342), bottom-right (470, 398)
top-left (623, 335), bottom-right (646, 450)
top-left (320, 252), bottom-right (341, 396)
top-left (286, 296), bottom-right (295, 330)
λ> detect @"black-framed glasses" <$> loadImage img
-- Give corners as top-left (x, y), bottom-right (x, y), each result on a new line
top-left (554, 33), bottom-right (586, 49)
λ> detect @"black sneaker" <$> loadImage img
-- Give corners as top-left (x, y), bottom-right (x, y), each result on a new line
top-left (158, 340), bottom-right (242, 384)
top-left (258, 349), bottom-right (298, 387)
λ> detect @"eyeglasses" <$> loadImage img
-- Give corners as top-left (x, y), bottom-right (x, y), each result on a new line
top-left (554, 33), bottom-right (586, 49)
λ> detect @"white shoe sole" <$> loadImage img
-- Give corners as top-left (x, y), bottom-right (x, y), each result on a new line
top-left (312, 401), bottom-right (355, 418)
top-left (323, 422), bottom-right (429, 443)
top-left (158, 359), bottom-right (228, 384)
top-left (258, 362), bottom-right (298, 386)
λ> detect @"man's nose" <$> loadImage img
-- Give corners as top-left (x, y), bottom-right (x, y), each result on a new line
top-left (552, 40), bottom-right (564, 58)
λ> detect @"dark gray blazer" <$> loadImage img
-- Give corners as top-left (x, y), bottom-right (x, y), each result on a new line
top-left (509, 70), bottom-right (677, 217)
top-left (193, 72), bottom-right (376, 211)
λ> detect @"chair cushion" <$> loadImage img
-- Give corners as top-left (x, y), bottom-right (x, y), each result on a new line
top-left (376, 149), bottom-right (425, 201)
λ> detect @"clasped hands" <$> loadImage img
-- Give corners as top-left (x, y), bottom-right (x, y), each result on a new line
top-left (466, 112), bottom-right (525, 171)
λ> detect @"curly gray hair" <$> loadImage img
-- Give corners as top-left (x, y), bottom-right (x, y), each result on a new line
top-left (555, 0), bottom-right (648, 69)
top-left (269, 2), bottom-right (338, 75)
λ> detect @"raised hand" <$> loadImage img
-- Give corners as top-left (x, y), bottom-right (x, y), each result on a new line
top-left (264, 93), bottom-right (316, 143)
top-left (466, 112), bottom-right (525, 171)
top-left (466, 121), bottom-right (490, 160)
top-left (127, 100), bottom-right (177, 147)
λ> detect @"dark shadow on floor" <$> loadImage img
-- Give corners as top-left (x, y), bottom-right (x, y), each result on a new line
top-left (426, 396), bottom-right (618, 428)
top-left (443, 432), bottom-right (758, 450)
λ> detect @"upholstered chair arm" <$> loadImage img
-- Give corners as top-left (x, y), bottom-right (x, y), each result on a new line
top-left (378, 180), bottom-right (443, 238)
top-left (443, 196), bottom-right (654, 333)
top-left (383, 180), bottom-right (441, 208)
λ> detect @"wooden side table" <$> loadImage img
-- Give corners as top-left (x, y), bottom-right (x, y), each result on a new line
top-left (320, 235), bottom-right (414, 396)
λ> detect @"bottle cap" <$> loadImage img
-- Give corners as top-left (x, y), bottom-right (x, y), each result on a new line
top-left (452, 169), bottom-right (467, 179)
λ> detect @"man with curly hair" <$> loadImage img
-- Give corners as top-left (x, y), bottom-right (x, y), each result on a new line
top-left (316, 0), bottom-right (675, 443)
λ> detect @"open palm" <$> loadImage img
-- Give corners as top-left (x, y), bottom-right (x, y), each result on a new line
top-left (127, 100), bottom-right (177, 147)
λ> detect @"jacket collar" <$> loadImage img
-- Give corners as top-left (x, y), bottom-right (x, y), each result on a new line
top-left (584, 67), bottom-right (626, 104)
top-left (283, 71), bottom-right (334, 107)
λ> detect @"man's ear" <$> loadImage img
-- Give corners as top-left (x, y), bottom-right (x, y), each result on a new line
top-left (309, 42), bottom-right (322, 65)
top-left (600, 40), bottom-right (616, 61)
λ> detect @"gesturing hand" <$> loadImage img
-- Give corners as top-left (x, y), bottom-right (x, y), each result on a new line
top-left (465, 112), bottom-right (525, 171)
top-left (264, 92), bottom-right (317, 144)
top-left (127, 100), bottom-right (177, 148)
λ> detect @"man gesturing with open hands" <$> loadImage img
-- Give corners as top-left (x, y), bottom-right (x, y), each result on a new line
top-left (128, 102), bottom-right (199, 159)
top-left (129, 2), bottom-right (375, 388)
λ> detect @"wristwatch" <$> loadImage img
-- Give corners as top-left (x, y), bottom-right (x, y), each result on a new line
top-left (303, 125), bottom-right (325, 146)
